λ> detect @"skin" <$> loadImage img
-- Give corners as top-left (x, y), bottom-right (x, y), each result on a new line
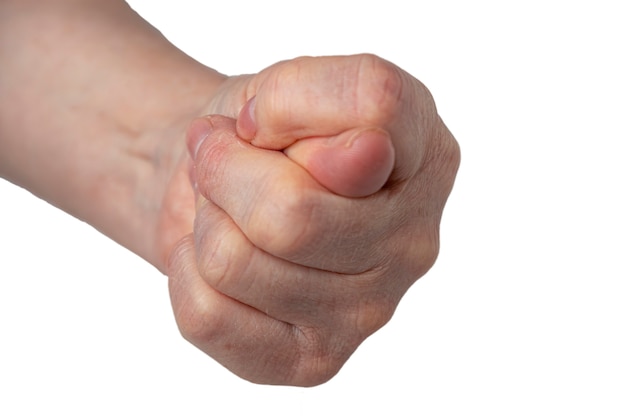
top-left (0, 0), bottom-right (460, 386)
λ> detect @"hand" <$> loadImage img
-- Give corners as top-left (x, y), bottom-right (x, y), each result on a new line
top-left (156, 55), bottom-right (395, 266)
top-left (166, 54), bottom-right (460, 386)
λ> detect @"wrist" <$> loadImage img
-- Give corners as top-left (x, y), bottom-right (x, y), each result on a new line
top-left (0, 0), bottom-right (228, 272)
top-left (102, 64), bottom-right (231, 271)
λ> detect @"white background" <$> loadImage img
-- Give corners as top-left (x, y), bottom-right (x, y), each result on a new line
top-left (1, 1), bottom-right (624, 415)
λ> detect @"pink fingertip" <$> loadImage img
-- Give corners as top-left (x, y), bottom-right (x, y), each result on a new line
top-left (343, 129), bottom-right (395, 197)
top-left (236, 96), bottom-right (257, 141)
top-left (186, 118), bottom-right (213, 160)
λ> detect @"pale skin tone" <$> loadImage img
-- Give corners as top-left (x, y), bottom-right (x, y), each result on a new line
top-left (0, 0), bottom-right (460, 386)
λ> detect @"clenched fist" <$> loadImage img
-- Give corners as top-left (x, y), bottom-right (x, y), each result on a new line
top-left (167, 54), bottom-right (460, 386)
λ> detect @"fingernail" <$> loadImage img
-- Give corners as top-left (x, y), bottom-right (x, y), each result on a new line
top-left (247, 96), bottom-right (256, 126)
top-left (187, 159), bottom-right (199, 200)
top-left (237, 96), bottom-right (257, 140)
top-left (186, 118), bottom-right (213, 160)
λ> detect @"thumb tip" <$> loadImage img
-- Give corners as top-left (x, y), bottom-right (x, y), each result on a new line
top-left (286, 128), bottom-right (395, 198)
top-left (341, 129), bottom-right (395, 197)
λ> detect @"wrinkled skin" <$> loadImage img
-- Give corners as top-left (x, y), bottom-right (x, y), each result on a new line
top-left (163, 54), bottom-right (460, 386)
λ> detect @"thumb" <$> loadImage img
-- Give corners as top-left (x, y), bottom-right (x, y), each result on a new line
top-left (283, 127), bottom-right (395, 198)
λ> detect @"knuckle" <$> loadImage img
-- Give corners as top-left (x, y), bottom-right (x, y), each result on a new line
top-left (169, 292), bottom-right (219, 348)
top-left (353, 53), bottom-right (404, 124)
top-left (345, 270), bottom-right (401, 336)
top-left (354, 296), bottom-right (397, 337)
top-left (171, 283), bottom-right (225, 347)
top-left (409, 123), bottom-right (461, 216)
top-left (175, 301), bottom-right (212, 344)
top-left (421, 238), bottom-right (440, 273)
top-left (166, 237), bottom-right (226, 345)
top-left (203, 242), bottom-right (256, 299)
top-left (259, 59), bottom-right (306, 132)
top-left (249, 184), bottom-right (320, 260)
top-left (438, 129), bottom-right (462, 193)
top-left (288, 292), bottom-right (398, 386)
top-left (400, 227), bottom-right (441, 282)
top-left (193, 206), bottom-right (257, 297)
top-left (291, 327), bottom-right (358, 387)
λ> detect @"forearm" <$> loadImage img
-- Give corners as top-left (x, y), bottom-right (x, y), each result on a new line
top-left (0, 0), bottom-right (225, 269)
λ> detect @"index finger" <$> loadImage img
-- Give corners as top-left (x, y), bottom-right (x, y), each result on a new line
top-left (236, 54), bottom-right (438, 181)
